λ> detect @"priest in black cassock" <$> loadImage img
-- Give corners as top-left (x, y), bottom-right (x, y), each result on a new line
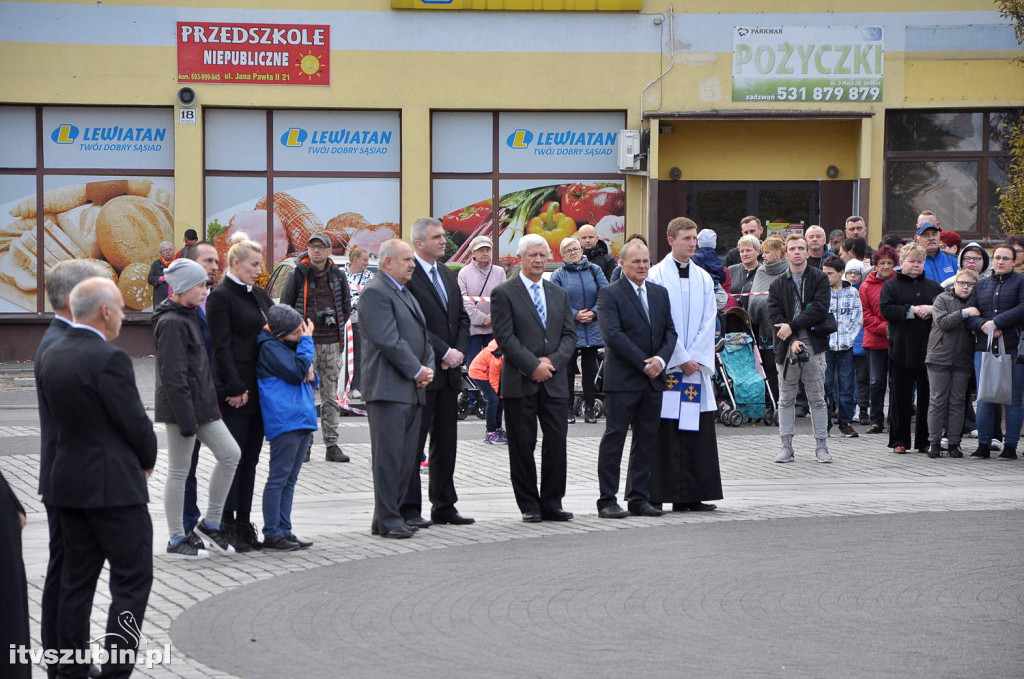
top-left (646, 217), bottom-right (723, 511)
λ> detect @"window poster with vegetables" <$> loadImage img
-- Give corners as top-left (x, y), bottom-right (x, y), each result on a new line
top-left (0, 107), bottom-right (175, 313)
top-left (432, 111), bottom-right (625, 268)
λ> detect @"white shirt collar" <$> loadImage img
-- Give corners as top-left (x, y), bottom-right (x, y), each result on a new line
top-left (626, 277), bottom-right (644, 294)
top-left (414, 253), bottom-right (436, 275)
top-left (71, 323), bottom-right (106, 341)
top-left (520, 273), bottom-right (543, 291)
top-left (54, 315), bottom-right (74, 326)
top-left (226, 271), bottom-right (252, 292)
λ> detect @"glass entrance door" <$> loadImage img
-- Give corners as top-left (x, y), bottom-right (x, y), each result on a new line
top-left (686, 181), bottom-right (820, 250)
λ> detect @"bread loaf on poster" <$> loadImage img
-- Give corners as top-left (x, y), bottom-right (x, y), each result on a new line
top-left (10, 179), bottom-right (155, 219)
top-left (117, 261), bottom-right (152, 310)
top-left (57, 204), bottom-right (103, 258)
top-left (0, 218), bottom-right (36, 253)
top-left (96, 195), bottom-right (173, 272)
top-left (85, 258), bottom-right (118, 284)
top-left (0, 251), bottom-right (36, 291)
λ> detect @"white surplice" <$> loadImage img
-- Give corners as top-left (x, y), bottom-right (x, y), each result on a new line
top-left (648, 253), bottom-right (717, 421)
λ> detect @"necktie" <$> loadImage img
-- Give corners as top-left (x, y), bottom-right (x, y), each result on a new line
top-left (531, 282), bottom-right (546, 327)
top-left (637, 286), bottom-right (650, 321)
top-left (430, 267), bottom-right (448, 310)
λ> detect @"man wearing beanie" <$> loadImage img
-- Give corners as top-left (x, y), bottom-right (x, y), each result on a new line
top-left (280, 232), bottom-right (352, 463)
top-left (256, 305), bottom-right (320, 550)
top-left (154, 257), bottom-right (241, 558)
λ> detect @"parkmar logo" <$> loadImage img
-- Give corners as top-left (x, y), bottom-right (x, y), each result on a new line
top-left (506, 129), bottom-right (533, 149)
top-left (51, 125), bottom-right (79, 144)
top-left (281, 127), bottom-right (308, 147)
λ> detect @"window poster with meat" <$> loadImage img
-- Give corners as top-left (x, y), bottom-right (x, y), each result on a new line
top-left (178, 22), bottom-right (330, 85)
top-left (431, 112), bottom-right (626, 268)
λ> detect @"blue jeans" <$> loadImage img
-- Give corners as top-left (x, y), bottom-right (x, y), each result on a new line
top-left (825, 349), bottom-right (856, 426)
top-left (973, 351), bottom-right (1024, 448)
top-left (262, 429), bottom-right (312, 539)
top-left (476, 378), bottom-right (503, 432)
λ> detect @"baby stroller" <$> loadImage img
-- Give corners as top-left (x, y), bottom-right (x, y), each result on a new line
top-left (457, 368), bottom-right (486, 420)
top-left (572, 348), bottom-right (606, 419)
top-left (714, 307), bottom-right (778, 427)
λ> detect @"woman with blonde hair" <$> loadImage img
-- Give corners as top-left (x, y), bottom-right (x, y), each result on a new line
top-left (206, 232), bottom-right (273, 551)
top-left (747, 235), bottom-right (788, 399)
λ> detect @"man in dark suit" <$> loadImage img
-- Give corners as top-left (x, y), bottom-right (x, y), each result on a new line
top-left (32, 259), bottom-right (108, 678)
top-left (402, 217), bottom-right (474, 526)
top-left (596, 240), bottom-right (677, 519)
top-left (38, 277), bottom-right (157, 678)
top-left (360, 239), bottom-right (435, 539)
top-left (491, 234), bottom-right (577, 522)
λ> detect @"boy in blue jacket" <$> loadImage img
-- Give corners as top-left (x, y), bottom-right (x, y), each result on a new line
top-left (257, 305), bottom-right (319, 551)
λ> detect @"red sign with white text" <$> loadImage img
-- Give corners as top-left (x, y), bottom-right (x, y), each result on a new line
top-left (177, 22), bottom-right (330, 86)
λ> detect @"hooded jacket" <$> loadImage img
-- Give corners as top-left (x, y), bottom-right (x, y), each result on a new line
top-left (279, 252), bottom-right (352, 344)
top-left (153, 298), bottom-right (222, 436)
top-left (940, 243), bottom-right (991, 289)
top-left (583, 239), bottom-right (617, 281)
top-left (859, 270), bottom-right (890, 351)
top-left (256, 330), bottom-right (320, 441)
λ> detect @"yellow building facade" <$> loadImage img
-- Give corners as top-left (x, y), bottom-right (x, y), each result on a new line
top-left (0, 0), bottom-right (1021, 356)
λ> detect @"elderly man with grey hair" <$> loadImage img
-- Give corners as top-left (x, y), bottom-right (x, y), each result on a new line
top-left (32, 259), bottom-right (108, 677)
top-left (148, 240), bottom-right (175, 306)
top-left (490, 234), bottom-right (577, 522)
top-left (37, 277), bottom-right (156, 677)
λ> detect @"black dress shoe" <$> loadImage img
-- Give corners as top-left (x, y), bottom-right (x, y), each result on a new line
top-left (371, 523), bottom-right (417, 536)
top-left (598, 504), bottom-right (630, 519)
top-left (927, 444), bottom-right (941, 459)
top-left (432, 512), bottom-right (475, 525)
top-left (629, 502), bottom-right (666, 517)
top-left (522, 510), bottom-right (543, 523)
top-left (948, 444), bottom-right (963, 458)
top-left (567, 415), bottom-right (576, 424)
top-left (286, 534), bottom-right (313, 549)
top-left (381, 525), bottom-right (414, 539)
top-left (405, 516), bottom-right (433, 529)
top-left (674, 502), bottom-right (717, 512)
top-left (541, 508), bottom-right (573, 521)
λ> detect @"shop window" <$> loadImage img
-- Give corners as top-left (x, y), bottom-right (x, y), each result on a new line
top-left (203, 109), bottom-right (401, 270)
top-left (884, 108), bottom-right (1020, 238)
top-left (431, 111), bottom-right (627, 268)
top-left (0, 106), bottom-right (174, 314)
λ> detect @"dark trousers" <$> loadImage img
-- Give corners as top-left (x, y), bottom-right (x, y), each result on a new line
top-left (182, 440), bottom-right (201, 535)
top-left (2, 480), bottom-right (30, 679)
top-left (41, 505), bottom-right (62, 678)
top-left (761, 347), bottom-right (779, 402)
top-left (503, 390), bottom-right (568, 513)
top-left (889, 363), bottom-right (930, 450)
top-left (262, 430), bottom-right (311, 539)
top-left (403, 383), bottom-right (460, 520)
top-left (477, 378), bottom-right (503, 432)
top-left (854, 353), bottom-right (869, 415)
top-left (597, 387), bottom-right (662, 510)
top-left (367, 401), bottom-right (421, 533)
top-left (350, 323), bottom-right (362, 392)
top-left (222, 411), bottom-right (264, 523)
top-left (56, 505), bottom-right (152, 679)
top-left (567, 346), bottom-right (601, 406)
top-left (867, 348), bottom-right (889, 426)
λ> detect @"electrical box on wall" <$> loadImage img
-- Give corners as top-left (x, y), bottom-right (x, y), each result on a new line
top-left (617, 129), bottom-right (642, 172)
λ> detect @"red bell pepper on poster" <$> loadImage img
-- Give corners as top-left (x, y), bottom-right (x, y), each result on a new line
top-left (560, 183), bottom-right (625, 225)
top-left (442, 200), bottom-right (492, 238)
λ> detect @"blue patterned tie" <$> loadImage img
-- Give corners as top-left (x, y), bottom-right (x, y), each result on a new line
top-left (430, 266), bottom-right (448, 310)
top-left (531, 282), bottom-right (546, 327)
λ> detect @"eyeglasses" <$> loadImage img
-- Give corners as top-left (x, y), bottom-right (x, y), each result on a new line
top-left (955, 281), bottom-right (976, 288)
top-left (308, 244), bottom-right (329, 251)
top-left (962, 256), bottom-right (983, 263)
top-left (563, 246), bottom-right (582, 255)
top-left (993, 255), bottom-right (1014, 262)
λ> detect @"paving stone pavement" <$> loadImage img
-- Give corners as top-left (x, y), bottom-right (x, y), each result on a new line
top-left (3, 422), bottom-right (1024, 678)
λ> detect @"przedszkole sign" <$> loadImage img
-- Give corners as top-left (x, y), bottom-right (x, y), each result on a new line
top-left (732, 26), bottom-right (884, 103)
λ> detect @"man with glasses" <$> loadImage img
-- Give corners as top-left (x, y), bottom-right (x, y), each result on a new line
top-left (280, 232), bottom-right (352, 462)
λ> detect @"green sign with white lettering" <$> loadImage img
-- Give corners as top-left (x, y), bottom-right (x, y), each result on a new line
top-left (732, 26), bottom-right (884, 103)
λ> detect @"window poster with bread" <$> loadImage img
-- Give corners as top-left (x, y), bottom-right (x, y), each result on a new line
top-left (0, 176), bottom-right (175, 313)
top-left (205, 177), bottom-right (401, 269)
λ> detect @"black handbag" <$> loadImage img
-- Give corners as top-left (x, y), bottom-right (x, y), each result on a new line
top-left (809, 312), bottom-right (838, 338)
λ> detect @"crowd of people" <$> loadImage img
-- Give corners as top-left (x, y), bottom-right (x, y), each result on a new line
top-left (6, 205), bottom-right (1023, 677)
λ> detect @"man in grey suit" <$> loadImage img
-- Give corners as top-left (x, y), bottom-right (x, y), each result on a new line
top-left (491, 234), bottom-right (577, 522)
top-left (360, 239), bottom-right (435, 539)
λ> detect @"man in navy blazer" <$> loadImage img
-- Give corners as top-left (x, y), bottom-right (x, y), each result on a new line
top-left (596, 240), bottom-right (677, 518)
top-left (38, 277), bottom-right (157, 678)
top-left (32, 259), bottom-right (107, 678)
top-left (491, 234), bottom-right (577, 522)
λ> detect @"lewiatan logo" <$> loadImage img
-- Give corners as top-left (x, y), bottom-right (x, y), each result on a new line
top-left (506, 129), bottom-right (533, 149)
top-left (281, 127), bottom-right (308, 147)
top-left (505, 128), bottom-right (617, 157)
top-left (51, 125), bottom-right (79, 144)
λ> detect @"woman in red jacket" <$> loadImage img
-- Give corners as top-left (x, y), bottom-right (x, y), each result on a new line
top-left (859, 244), bottom-right (898, 434)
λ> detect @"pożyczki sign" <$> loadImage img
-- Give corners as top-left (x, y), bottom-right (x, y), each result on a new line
top-left (177, 22), bottom-right (330, 85)
top-left (733, 26), bottom-right (884, 103)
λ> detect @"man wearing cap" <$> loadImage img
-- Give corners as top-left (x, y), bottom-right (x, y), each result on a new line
top-left (915, 221), bottom-right (958, 283)
top-left (457, 235), bottom-right (505, 435)
top-left (280, 232), bottom-right (352, 463)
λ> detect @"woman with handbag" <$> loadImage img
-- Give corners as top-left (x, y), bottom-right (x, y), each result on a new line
top-left (964, 245), bottom-right (1024, 460)
top-left (879, 243), bottom-right (944, 454)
